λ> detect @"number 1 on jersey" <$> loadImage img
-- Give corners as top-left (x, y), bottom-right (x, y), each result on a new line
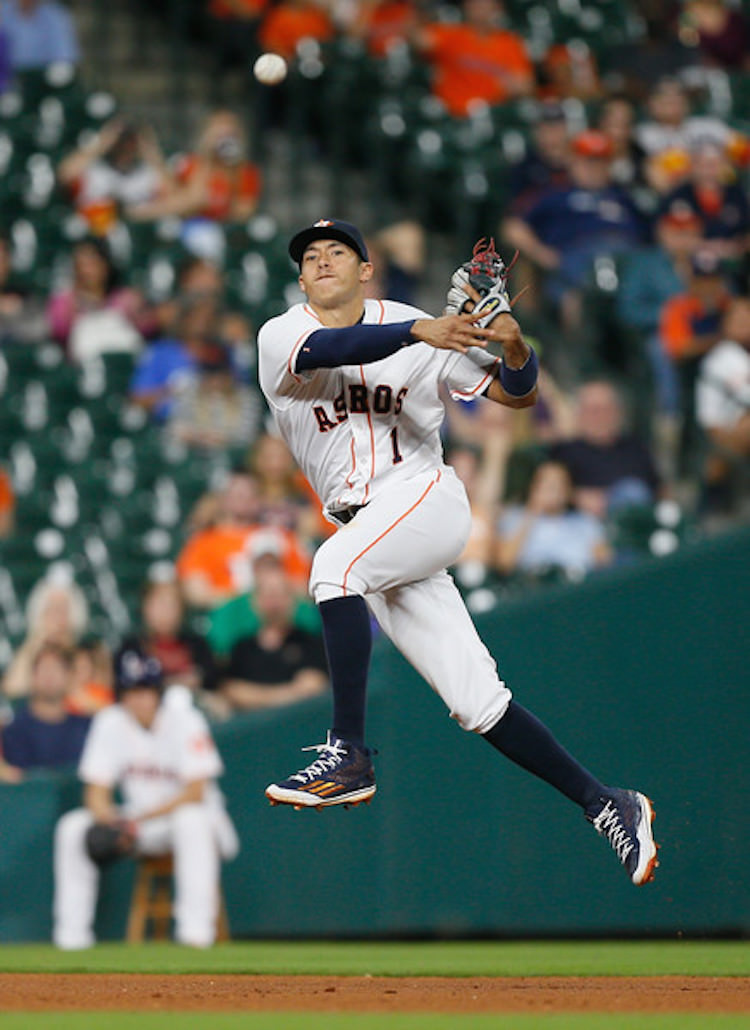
top-left (390, 426), bottom-right (403, 465)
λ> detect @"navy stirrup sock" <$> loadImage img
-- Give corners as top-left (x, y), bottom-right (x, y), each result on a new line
top-left (483, 701), bottom-right (604, 811)
top-left (319, 595), bottom-right (372, 746)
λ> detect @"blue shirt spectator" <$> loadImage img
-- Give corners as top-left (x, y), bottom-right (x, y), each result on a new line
top-left (1, 642), bottom-right (90, 773)
top-left (130, 337), bottom-right (198, 422)
top-left (3, 0), bottom-right (80, 70)
top-left (2, 705), bottom-right (90, 769)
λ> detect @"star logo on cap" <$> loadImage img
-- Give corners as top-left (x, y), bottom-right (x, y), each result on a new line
top-left (313, 219), bottom-right (334, 227)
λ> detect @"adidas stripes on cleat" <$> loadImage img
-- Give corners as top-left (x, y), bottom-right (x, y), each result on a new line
top-left (588, 788), bottom-right (659, 885)
top-left (265, 731), bottom-right (376, 809)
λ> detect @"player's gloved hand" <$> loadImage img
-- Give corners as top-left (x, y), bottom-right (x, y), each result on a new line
top-left (445, 238), bottom-right (514, 329)
top-left (85, 820), bottom-right (138, 865)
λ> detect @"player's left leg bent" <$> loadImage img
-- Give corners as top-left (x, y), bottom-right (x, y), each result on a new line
top-left (265, 468), bottom-right (471, 811)
top-left (366, 570), bottom-right (511, 733)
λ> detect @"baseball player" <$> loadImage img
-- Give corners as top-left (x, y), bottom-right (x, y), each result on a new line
top-left (257, 219), bottom-right (659, 886)
top-left (53, 648), bottom-right (238, 949)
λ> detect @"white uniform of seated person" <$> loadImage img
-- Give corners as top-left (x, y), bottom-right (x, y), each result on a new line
top-left (53, 649), bottom-right (238, 950)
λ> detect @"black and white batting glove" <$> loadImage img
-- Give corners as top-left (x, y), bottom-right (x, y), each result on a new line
top-left (444, 238), bottom-right (513, 328)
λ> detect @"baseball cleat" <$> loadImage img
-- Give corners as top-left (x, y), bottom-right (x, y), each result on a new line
top-left (588, 788), bottom-right (659, 885)
top-left (265, 731), bottom-right (376, 809)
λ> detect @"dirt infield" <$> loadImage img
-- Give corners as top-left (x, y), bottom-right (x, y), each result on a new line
top-left (1, 974), bottom-right (748, 1012)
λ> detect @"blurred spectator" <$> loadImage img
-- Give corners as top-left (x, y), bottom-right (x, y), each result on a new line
top-left (363, 220), bottom-right (426, 306)
top-left (208, 550), bottom-right (319, 658)
top-left (507, 99), bottom-right (571, 211)
top-left (348, 0), bottom-right (417, 57)
top-left (414, 0), bottom-right (533, 118)
top-left (57, 119), bottom-right (170, 236)
top-left (502, 130), bottom-right (645, 331)
top-left (257, 0), bottom-right (334, 61)
top-left (634, 76), bottom-right (730, 193)
top-left (0, 16), bottom-right (10, 93)
top-left (66, 640), bottom-right (114, 717)
top-left (129, 295), bottom-right (219, 422)
top-left (617, 204), bottom-right (704, 416)
top-left (247, 432), bottom-right (324, 540)
top-left (548, 380), bottom-right (662, 519)
top-left (176, 470), bottom-right (311, 608)
top-left (539, 41), bottom-right (602, 103)
top-left (596, 95), bottom-right (642, 190)
top-left (119, 578), bottom-right (220, 705)
top-left (150, 255), bottom-right (224, 341)
top-left (680, 0), bottom-right (750, 70)
top-left (1, 643), bottom-right (90, 773)
top-left (0, 232), bottom-right (47, 343)
top-left (695, 296), bottom-right (750, 512)
top-left (220, 563), bottom-right (327, 713)
top-left (0, 464), bottom-right (15, 537)
top-left (46, 237), bottom-right (151, 356)
top-left (446, 443), bottom-right (503, 583)
top-left (2, 571), bottom-right (89, 699)
top-left (658, 140), bottom-right (750, 263)
top-left (129, 110), bottom-right (261, 225)
top-left (659, 249), bottom-right (732, 365)
top-left (495, 460), bottom-right (611, 578)
top-left (166, 339), bottom-right (262, 451)
top-left (3, 0), bottom-right (79, 70)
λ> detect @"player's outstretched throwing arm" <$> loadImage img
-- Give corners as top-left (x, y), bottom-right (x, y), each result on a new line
top-left (294, 311), bottom-right (498, 376)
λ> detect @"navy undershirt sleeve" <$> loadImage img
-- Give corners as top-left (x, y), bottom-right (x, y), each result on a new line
top-left (295, 320), bottom-right (417, 372)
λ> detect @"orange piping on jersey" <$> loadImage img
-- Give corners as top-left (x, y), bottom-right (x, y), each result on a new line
top-left (451, 356), bottom-right (501, 398)
top-left (376, 300), bottom-right (385, 325)
top-left (304, 304), bottom-right (322, 322)
top-left (341, 469), bottom-right (442, 595)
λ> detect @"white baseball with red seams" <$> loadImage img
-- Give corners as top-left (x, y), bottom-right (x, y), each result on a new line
top-left (257, 298), bottom-right (513, 733)
top-left (253, 52), bottom-right (287, 85)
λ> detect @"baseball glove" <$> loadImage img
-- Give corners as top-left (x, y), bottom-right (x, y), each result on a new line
top-left (85, 821), bottom-right (137, 865)
top-left (445, 238), bottom-right (516, 328)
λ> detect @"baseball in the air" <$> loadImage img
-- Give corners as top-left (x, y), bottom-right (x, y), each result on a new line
top-left (253, 53), bottom-right (288, 86)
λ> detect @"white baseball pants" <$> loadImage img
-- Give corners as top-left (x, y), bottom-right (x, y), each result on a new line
top-left (310, 466), bottom-right (512, 733)
top-left (53, 805), bottom-right (229, 950)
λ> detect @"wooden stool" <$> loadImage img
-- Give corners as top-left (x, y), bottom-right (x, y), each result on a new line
top-left (126, 854), bottom-right (230, 943)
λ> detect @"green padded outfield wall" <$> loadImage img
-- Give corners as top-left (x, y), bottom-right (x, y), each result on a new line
top-left (1, 527), bottom-right (748, 940)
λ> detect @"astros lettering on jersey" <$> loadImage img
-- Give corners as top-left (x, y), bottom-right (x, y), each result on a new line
top-left (258, 298), bottom-right (499, 519)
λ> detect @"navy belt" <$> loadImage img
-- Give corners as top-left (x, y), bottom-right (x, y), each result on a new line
top-left (331, 504), bottom-right (367, 525)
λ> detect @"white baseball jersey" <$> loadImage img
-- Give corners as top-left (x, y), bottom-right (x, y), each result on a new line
top-left (257, 298), bottom-right (498, 515)
top-left (78, 686), bottom-right (224, 818)
top-left (257, 298), bottom-right (512, 735)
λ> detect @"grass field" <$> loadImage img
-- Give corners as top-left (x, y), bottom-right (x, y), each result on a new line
top-left (0, 940), bottom-right (747, 1030)
top-left (0, 939), bottom-right (748, 976)
top-left (0, 1016), bottom-right (747, 1030)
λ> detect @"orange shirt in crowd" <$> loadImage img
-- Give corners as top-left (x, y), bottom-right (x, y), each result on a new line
top-left (176, 154), bottom-right (262, 222)
top-left (422, 23), bottom-right (533, 117)
top-left (362, 0), bottom-right (416, 57)
top-left (659, 293), bottom-right (731, 360)
top-left (0, 468), bottom-right (14, 536)
top-left (258, 3), bottom-right (334, 61)
top-left (209, 0), bottom-right (269, 17)
top-left (177, 524), bottom-right (312, 596)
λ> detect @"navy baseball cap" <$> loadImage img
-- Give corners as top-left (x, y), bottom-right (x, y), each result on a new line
top-left (690, 250), bottom-right (723, 277)
top-left (114, 647), bottom-right (164, 695)
top-left (289, 219), bottom-right (369, 267)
